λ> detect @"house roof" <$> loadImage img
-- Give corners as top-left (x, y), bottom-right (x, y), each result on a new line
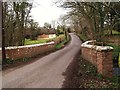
top-left (39, 28), bottom-right (56, 35)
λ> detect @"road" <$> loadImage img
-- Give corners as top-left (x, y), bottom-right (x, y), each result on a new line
top-left (2, 33), bottom-right (82, 88)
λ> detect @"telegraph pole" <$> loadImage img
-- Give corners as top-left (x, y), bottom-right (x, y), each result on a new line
top-left (0, 1), bottom-right (6, 66)
top-left (0, 1), bottom-right (2, 48)
top-left (0, 0), bottom-right (1, 86)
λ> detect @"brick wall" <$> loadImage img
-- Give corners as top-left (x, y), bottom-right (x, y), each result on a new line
top-left (0, 35), bottom-right (65, 61)
top-left (4, 42), bottom-right (55, 60)
top-left (81, 40), bottom-right (113, 78)
top-left (81, 47), bottom-right (97, 66)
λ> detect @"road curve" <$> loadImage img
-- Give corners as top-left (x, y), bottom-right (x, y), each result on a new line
top-left (2, 33), bottom-right (82, 88)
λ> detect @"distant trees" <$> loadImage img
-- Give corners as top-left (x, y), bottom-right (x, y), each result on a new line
top-left (56, 25), bottom-right (60, 36)
top-left (2, 1), bottom-right (41, 64)
top-left (58, 1), bottom-right (120, 43)
top-left (2, 1), bottom-right (40, 47)
top-left (56, 25), bottom-right (65, 35)
top-left (108, 3), bottom-right (120, 32)
top-left (44, 22), bottom-right (51, 29)
top-left (27, 19), bottom-right (40, 40)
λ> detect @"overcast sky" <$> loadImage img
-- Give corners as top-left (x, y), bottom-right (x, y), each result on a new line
top-left (30, 0), bottom-right (66, 27)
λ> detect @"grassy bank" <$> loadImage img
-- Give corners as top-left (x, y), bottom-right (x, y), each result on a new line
top-left (107, 44), bottom-right (120, 58)
top-left (77, 34), bottom-right (88, 42)
top-left (107, 43), bottom-right (120, 67)
top-left (0, 60), bottom-right (1, 65)
top-left (77, 55), bottom-right (120, 88)
top-left (63, 52), bottom-right (120, 88)
top-left (55, 35), bottom-right (71, 50)
top-left (112, 30), bottom-right (120, 35)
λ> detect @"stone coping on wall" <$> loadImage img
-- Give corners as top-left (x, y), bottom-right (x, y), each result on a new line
top-left (0, 41), bottom-right (55, 50)
top-left (81, 40), bottom-right (113, 51)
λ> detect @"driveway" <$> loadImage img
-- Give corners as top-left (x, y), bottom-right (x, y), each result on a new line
top-left (2, 33), bottom-right (82, 88)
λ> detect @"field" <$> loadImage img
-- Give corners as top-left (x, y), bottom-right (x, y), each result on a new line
top-left (24, 38), bottom-right (52, 45)
top-left (24, 34), bottom-right (65, 45)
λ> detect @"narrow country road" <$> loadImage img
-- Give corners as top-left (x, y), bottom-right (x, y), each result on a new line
top-left (2, 33), bottom-right (82, 88)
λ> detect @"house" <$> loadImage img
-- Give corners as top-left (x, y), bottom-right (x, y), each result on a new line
top-left (38, 28), bottom-right (56, 39)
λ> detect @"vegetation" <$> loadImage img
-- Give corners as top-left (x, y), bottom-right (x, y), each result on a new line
top-left (55, 39), bottom-right (67, 49)
top-left (118, 52), bottom-right (120, 67)
top-left (27, 19), bottom-right (40, 40)
top-left (0, 59), bottom-right (2, 65)
top-left (57, 1), bottom-right (120, 44)
top-left (77, 34), bottom-right (88, 42)
top-left (1, 1), bottom-right (42, 64)
top-left (55, 35), bottom-right (70, 50)
top-left (107, 43), bottom-right (120, 67)
top-left (43, 22), bottom-right (52, 29)
top-left (1, 0), bottom-right (70, 64)
top-left (57, 1), bottom-right (120, 67)
top-left (78, 55), bottom-right (120, 88)
top-left (56, 26), bottom-right (65, 36)
top-left (112, 30), bottom-right (120, 35)
top-left (3, 1), bottom-right (34, 46)
top-left (6, 57), bottom-right (30, 65)
top-left (24, 34), bottom-right (65, 45)
top-left (108, 44), bottom-right (120, 58)
top-left (24, 39), bottom-right (53, 45)
top-left (4, 34), bottom-right (69, 66)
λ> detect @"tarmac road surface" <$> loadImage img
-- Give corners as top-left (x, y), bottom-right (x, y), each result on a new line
top-left (2, 33), bottom-right (82, 88)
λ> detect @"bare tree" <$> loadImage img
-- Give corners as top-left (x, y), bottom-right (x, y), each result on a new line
top-left (58, 1), bottom-right (120, 44)
top-left (3, 1), bottom-right (33, 46)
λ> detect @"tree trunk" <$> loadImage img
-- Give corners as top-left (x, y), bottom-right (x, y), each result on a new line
top-left (98, 3), bottom-right (105, 43)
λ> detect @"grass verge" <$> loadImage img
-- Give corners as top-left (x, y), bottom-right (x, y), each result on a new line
top-left (108, 44), bottom-right (120, 58)
top-left (77, 34), bottom-right (88, 42)
top-left (78, 55), bottom-right (120, 88)
top-left (107, 43), bottom-right (120, 67)
top-left (24, 38), bottom-right (53, 45)
top-left (112, 30), bottom-right (120, 35)
top-left (119, 53), bottom-right (120, 67)
top-left (55, 35), bottom-right (71, 50)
